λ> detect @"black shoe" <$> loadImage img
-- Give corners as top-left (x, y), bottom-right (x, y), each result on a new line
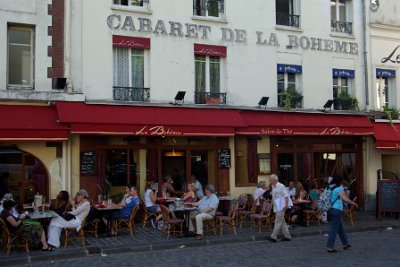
top-left (327, 249), bottom-right (338, 253)
top-left (343, 244), bottom-right (351, 250)
top-left (266, 237), bottom-right (277, 243)
top-left (281, 237), bottom-right (291, 241)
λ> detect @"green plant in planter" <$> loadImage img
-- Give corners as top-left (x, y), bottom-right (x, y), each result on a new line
top-left (279, 86), bottom-right (303, 109)
top-left (383, 106), bottom-right (400, 120)
top-left (336, 90), bottom-right (359, 110)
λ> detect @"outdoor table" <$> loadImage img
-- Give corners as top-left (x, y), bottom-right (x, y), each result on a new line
top-left (23, 203), bottom-right (50, 210)
top-left (157, 197), bottom-right (176, 204)
top-left (93, 202), bottom-right (122, 236)
top-left (169, 205), bottom-right (197, 234)
top-left (27, 210), bottom-right (57, 220)
top-left (291, 199), bottom-right (311, 225)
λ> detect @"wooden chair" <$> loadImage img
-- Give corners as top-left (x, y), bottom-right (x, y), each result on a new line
top-left (84, 219), bottom-right (100, 238)
top-left (216, 200), bottom-right (238, 236)
top-left (238, 194), bottom-right (255, 228)
top-left (0, 218), bottom-right (29, 255)
top-left (302, 200), bottom-right (321, 227)
top-left (141, 197), bottom-right (158, 229)
top-left (159, 205), bottom-right (184, 239)
top-left (250, 197), bottom-right (273, 233)
top-left (64, 217), bottom-right (87, 247)
top-left (343, 197), bottom-right (357, 225)
top-left (114, 205), bottom-right (140, 237)
top-left (203, 216), bottom-right (217, 236)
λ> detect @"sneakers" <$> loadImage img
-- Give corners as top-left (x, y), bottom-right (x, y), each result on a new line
top-left (150, 218), bottom-right (157, 229)
top-left (266, 237), bottom-right (277, 242)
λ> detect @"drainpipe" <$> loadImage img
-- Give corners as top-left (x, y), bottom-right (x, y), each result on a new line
top-left (64, 0), bottom-right (73, 93)
top-left (62, 142), bottom-right (67, 190)
top-left (362, 0), bottom-right (370, 108)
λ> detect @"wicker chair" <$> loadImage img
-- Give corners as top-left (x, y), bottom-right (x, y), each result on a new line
top-left (216, 200), bottom-right (238, 236)
top-left (342, 197), bottom-right (357, 225)
top-left (159, 205), bottom-right (184, 239)
top-left (84, 219), bottom-right (100, 238)
top-left (141, 197), bottom-right (158, 229)
top-left (114, 205), bottom-right (140, 237)
top-left (302, 200), bottom-right (321, 227)
top-left (0, 218), bottom-right (29, 255)
top-left (250, 197), bottom-right (273, 233)
top-left (64, 217), bottom-right (86, 247)
top-left (238, 194), bottom-right (255, 228)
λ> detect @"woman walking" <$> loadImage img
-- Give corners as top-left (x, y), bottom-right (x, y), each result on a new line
top-left (326, 176), bottom-right (358, 253)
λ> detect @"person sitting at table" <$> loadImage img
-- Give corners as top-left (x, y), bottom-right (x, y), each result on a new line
top-left (163, 176), bottom-right (180, 197)
top-left (120, 184), bottom-right (132, 205)
top-left (144, 181), bottom-right (161, 228)
top-left (102, 185), bottom-right (140, 235)
top-left (286, 181), bottom-right (296, 199)
top-left (253, 181), bottom-right (267, 205)
top-left (0, 193), bottom-right (19, 217)
top-left (1, 200), bottom-right (54, 251)
top-left (52, 190), bottom-right (70, 216)
top-left (188, 184), bottom-right (219, 240)
top-left (294, 182), bottom-right (304, 198)
top-left (47, 189), bottom-right (91, 248)
top-left (183, 182), bottom-right (196, 203)
top-left (297, 189), bottom-right (309, 200)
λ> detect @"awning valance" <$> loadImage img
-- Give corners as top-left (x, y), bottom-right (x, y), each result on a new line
top-left (0, 105), bottom-right (68, 142)
top-left (55, 102), bottom-right (244, 136)
top-left (374, 123), bottom-right (400, 150)
top-left (376, 68), bottom-right (396, 78)
top-left (112, 35), bottom-right (151, 49)
top-left (194, 44), bottom-right (227, 57)
top-left (277, 64), bottom-right (302, 74)
top-left (333, 68), bottom-right (355, 78)
top-left (237, 112), bottom-right (373, 136)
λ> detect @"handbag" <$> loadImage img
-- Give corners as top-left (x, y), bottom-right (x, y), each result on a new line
top-left (61, 213), bottom-right (76, 221)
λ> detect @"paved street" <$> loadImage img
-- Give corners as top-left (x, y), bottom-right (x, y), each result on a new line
top-left (15, 229), bottom-right (400, 267)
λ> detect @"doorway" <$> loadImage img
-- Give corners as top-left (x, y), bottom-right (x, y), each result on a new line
top-left (162, 150), bottom-right (186, 191)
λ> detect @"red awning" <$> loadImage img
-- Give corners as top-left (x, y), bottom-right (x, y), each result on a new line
top-left (0, 105), bottom-right (68, 142)
top-left (194, 44), bottom-right (227, 57)
top-left (373, 123), bottom-right (400, 150)
top-left (113, 35), bottom-right (151, 49)
top-left (237, 111), bottom-right (373, 136)
top-left (55, 102), bottom-right (244, 136)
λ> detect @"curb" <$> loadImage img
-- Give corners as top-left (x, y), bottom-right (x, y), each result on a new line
top-left (1, 223), bottom-right (399, 266)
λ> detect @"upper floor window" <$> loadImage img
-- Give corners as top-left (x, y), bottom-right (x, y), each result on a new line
top-left (7, 26), bottom-right (34, 89)
top-left (331, 0), bottom-right (353, 34)
top-left (376, 69), bottom-right (396, 110)
top-left (332, 69), bottom-right (355, 110)
top-left (114, 0), bottom-right (148, 7)
top-left (276, 0), bottom-right (300, 28)
top-left (193, 0), bottom-right (224, 18)
top-left (277, 64), bottom-right (303, 108)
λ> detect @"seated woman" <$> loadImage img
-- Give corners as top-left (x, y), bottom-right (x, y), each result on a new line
top-left (144, 181), bottom-right (161, 228)
top-left (163, 176), bottom-right (180, 197)
top-left (0, 193), bottom-right (19, 217)
top-left (182, 183), bottom-right (196, 203)
top-left (0, 200), bottom-right (54, 251)
top-left (47, 189), bottom-right (91, 248)
top-left (52, 191), bottom-right (70, 216)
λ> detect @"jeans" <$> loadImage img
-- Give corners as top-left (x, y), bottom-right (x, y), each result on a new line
top-left (326, 208), bottom-right (349, 249)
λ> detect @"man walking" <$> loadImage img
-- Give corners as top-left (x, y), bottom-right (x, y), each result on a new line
top-left (267, 174), bottom-right (292, 242)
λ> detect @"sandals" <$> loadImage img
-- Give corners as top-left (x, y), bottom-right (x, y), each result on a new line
top-left (42, 246), bottom-right (55, 252)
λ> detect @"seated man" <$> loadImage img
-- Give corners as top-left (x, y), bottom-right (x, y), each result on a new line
top-left (189, 184), bottom-right (219, 240)
top-left (102, 185), bottom-right (140, 234)
top-left (286, 181), bottom-right (296, 199)
top-left (47, 189), bottom-right (91, 248)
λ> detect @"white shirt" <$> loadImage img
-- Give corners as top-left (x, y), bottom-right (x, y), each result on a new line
top-left (194, 180), bottom-right (204, 198)
top-left (144, 188), bottom-right (155, 207)
top-left (69, 200), bottom-right (90, 223)
top-left (253, 188), bottom-right (266, 205)
top-left (286, 187), bottom-right (296, 198)
top-left (272, 182), bottom-right (290, 212)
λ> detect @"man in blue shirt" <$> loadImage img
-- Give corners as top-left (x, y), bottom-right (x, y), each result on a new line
top-left (188, 184), bottom-right (219, 240)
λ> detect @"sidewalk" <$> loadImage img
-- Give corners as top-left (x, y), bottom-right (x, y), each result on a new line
top-left (1, 212), bottom-right (399, 266)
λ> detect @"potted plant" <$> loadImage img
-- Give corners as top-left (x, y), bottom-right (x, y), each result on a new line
top-left (383, 106), bottom-right (400, 120)
top-left (279, 86), bottom-right (303, 109)
top-left (334, 90), bottom-right (359, 110)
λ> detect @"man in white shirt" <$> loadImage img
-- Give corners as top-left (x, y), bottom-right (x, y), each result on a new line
top-left (267, 174), bottom-right (291, 242)
top-left (192, 175), bottom-right (204, 198)
top-left (286, 181), bottom-right (296, 199)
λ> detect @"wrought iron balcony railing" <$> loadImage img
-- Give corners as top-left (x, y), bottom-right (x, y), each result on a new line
top-left (331, 20), bottom-right (353, 35)
top-left (113, 86), bottom-right (150, 102)
top-left (193, 0), bottom-right (224, 16)
top-left (194, 91), bottom-right (227, 105)
top-left (276, 12), bottom-right (300, 28)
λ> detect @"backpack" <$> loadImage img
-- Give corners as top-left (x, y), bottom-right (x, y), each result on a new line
top-left (317, 185), bottom-right (339, 211)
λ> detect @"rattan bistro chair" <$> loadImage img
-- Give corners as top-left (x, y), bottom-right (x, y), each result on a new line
top-left (250, 197), bottom-right (273, 233)
top-left (141, 197), bottom-right (158, 229)
top-left (114, 205), bottom-right (140, 237)
top-left (64, 217), bottom-right (87, 247)
top-left (216, 200), bottom-right (238, 236)
top-left (0, 218), bottom-right (29, 255)
top-left (342, 197), bottom-right (357, 225)
top-left (160, 205), bottom-right (184, 239)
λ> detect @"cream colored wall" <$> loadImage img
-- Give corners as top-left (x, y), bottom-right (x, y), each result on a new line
top-left (17, 143), bottom-right (60, 199)
top-left (70, 135), bottom-right (80, 197)
top-left (365, 136), bottom-right (382, 211)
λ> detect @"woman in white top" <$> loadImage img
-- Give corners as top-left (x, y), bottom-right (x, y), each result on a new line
top-left (144, 181), bottom-right (160, 213)
top-left (253, 181), bottom-right (267, 205)
top-left (47, 189), bottom-right (91, 248)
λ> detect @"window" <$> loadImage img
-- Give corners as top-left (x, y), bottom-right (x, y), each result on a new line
top-left (113, 47), bottom-right (149, 101)
top-left (277, 64), bottom-right (303, 108)
top-left (7, 26), bottom-right (34, 89)
top-left (235, 137), bottom-right (259, 186)
top-left (193, 0), bottom-right (224, 18)
top-left (113, 0), bottom-right (148, 7)
top-left (376, 69), bottom-right (396, 110)
top-left (195, 55), bottom-right (226, 104)
top-left (333, 77), bottom-right (350, 109)
top-left (331, 0), bottom-right (352, 34)
top-left (276, 0), bottom-right (300, 27)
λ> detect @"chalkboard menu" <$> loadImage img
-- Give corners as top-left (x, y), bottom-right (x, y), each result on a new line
top-left (377, 180), bottom-right (400, 219)
top-left (80, 151), bottom-right (97, 175)
top-left (218, 149), bottom-right (231, 168)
